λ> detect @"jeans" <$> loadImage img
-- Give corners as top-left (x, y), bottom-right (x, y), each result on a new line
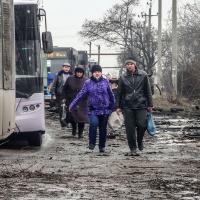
top-left (89, 114), bottom-right (109, 149)
top-left (123, 109), bottom-right (147, 150)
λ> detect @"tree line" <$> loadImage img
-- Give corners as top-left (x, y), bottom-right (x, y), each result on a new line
top-left (79, 0), bottom-right (200, 102)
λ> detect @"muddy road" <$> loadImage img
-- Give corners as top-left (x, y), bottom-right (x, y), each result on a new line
top-left (0, 110), bottom-right (200, 200)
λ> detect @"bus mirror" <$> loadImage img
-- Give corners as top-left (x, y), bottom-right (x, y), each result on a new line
top-left (42, 31), bottom-right (53, 54)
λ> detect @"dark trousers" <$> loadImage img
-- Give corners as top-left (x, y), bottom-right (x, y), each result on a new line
top-left (89, 114), bottom-right (109, 149)
top-left (123, 109), bottom-right (147, 150)
top-left (71, 122), bottom-right (85, 135)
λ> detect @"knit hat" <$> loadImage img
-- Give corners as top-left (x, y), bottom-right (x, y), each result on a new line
top-left (124, 59), bottom-right (136, 66)
top-left (74, 66), bottom-right (85, 74)
top-left (90, 64), bottom-right (102, 73)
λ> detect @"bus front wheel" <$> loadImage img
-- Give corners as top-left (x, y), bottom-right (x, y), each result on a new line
top-left (28, 132), bottom-right (42, 146)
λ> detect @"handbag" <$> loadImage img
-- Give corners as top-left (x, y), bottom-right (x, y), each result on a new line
top-left (147, 112), bottom-right (156, 136)
top-left (108, 111), bottom-right (124, 131)
top-left (61, 102), bottom-right (66, 121)
top-left (60, 102), bottom-right (73, 126)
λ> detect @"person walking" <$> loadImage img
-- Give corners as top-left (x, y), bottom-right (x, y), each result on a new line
top-left (116, 58), bottom-right (153, 156)
top-left (69, 64), bottom-right (115, 152)
top-left (62, 66), bottom-right (88, 138)
top-left (50, 63), bottom-right (72, 126)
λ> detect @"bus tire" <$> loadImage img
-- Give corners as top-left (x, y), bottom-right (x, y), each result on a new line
top-left (28, 132), bottom-right (42, 146)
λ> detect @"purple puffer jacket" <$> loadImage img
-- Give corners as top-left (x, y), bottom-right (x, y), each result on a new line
top-left (69, 77), bottom-right (115, 115)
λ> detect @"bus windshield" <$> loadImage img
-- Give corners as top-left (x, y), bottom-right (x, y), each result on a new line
top-left (15, 4), bottom-right (41, 76)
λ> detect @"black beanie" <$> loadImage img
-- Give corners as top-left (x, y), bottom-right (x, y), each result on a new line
top-left (75, 66), bottom-right (85, 74)
top-left (91, 64), bottom-right (102, 73)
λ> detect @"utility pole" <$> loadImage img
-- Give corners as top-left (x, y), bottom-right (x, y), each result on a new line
top-left (97, 45), bottom-right (100, 65)
top-left (128, 18), bottom-right (134, 57)
top-left (172, 0), bottom-right (177, 96)
top-left (88, 42), bottom-right (92, 58)
top-left (142, 1), bottom-right (157, 72)
top-left (148, 0), bottom-right (152, 53)
top-left (142, 0), bottom-right (157, 55)
top-left (141, 13), bottom-right (148, 36)
top-left (157, 0), bottom-right (162, 86)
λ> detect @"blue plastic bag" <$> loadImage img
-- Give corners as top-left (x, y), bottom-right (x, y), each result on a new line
top-left (147, 112), bottom-right (156, 136)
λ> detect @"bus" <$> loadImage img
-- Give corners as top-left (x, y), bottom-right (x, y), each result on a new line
top-left (0, 0), bottom-right (16, 142)
top-left (44, 47), bottom-right (78, 97)
top-left (78, 50), bottom-right (90, 77)
top-left (45, 48), bottom-right (91, 89)
top-left (47, 47), bottom-right (78, 74)
top-left (14, 0), bottom-right (53, 146)
top-left (78, 50), bottom-right (88, 66)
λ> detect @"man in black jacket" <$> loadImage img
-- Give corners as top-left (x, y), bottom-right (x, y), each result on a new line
top-left (116, 58), bottom-right (153, 156)
top-left (50, 63), bottom-right (72, 127)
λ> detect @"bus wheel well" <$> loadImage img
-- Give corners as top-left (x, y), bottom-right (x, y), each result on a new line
top-left (28, 131), bottom-right (43, 147)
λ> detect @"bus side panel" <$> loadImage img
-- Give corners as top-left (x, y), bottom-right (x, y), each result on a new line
top-left (0, 0), bottom-right (2, 139)
top-left (2, 90), bottom-right (15, 138)
top-left (0, 0), bottom-right (15, 140)
top-left (0, 90), bottom-right (3, 138)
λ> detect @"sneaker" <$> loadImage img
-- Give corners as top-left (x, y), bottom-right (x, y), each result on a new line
top-left (131, 149), bottom-right (140, 156)
top-left (125, 149), bottom-right (139, 156)
top-left (99, 148), bottom-right (105, 153)
top-left (78, 133), bottom-right (83, 139)
top-left (85, 147), bottom-right (94, 153)
top-left (88, 144), bottom-right (95, 150)
top-left (138, 142), bottom-right (144, 151)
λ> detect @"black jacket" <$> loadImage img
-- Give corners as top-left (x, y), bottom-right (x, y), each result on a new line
top-left (117, 69), bottom-right (153, 109)
top-left (51, 70), bottom-right (72, 96)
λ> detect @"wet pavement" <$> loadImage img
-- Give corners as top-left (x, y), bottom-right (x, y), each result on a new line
top-left (0, 110), bottom-right (200, 200)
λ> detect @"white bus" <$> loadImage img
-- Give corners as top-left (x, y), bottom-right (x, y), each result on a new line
top-left (14, 0), bottom-right (53, 146)
top-left (0, 0), bottom-right (16, 142)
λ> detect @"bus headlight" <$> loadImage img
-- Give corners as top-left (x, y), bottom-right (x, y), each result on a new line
top-left (23, 106), bottom-right (29, 112)
top-left (29, 105), bottom-right (35, 111)
top-left (22, 103), bottom-right (41, 113)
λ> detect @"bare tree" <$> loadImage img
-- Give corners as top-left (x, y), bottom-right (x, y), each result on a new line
top-left (162, 1), bottom-right (200, 101)
top-left (177, 2), bottom-right (200, 99)
top-left (79, 0), bottom-right (157, 76)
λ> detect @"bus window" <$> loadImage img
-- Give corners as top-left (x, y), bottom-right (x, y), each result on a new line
top-left (15, 4), bottom-right (40, 76)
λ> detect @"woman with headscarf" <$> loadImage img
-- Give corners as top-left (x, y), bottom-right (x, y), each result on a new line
top-left (62, 66), bottom-right (88, 138)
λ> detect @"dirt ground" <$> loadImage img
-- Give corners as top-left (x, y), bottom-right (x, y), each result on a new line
top-left (0, 110), bottom-right (200, 200)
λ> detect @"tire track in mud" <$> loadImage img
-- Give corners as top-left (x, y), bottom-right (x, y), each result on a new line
top-left (0, 110), bottom-right (200, 199)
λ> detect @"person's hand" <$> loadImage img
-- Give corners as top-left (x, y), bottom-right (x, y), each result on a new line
top-left (61, 99), bottom-right (66, 104)
top-left (147, 107), bottom-right (153, 112)
top-left (116, 108), bottom-right (122, 115)
top-left (69, 107), bottom-right (72, 112)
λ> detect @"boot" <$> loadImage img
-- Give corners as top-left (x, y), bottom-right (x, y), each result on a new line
top-left (138, 141), bottom-right (144, 151)
top-left (78, 131), bottom-right (83, 139)
top-left (72, 130), bottom-right (76, 136)
top-left (72, 127), bottom-right (77, 136)
top-left (71, 122), bottom-right (77, 136)
top-left (78, 123), bottom-right (84, 139)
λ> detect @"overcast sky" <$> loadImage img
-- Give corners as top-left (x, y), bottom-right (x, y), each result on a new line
top-left (42, 0), bottom-right (193, 74)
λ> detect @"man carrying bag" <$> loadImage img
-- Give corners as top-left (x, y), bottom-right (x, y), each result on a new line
top-left (116, 58), bottom-right (153, 156)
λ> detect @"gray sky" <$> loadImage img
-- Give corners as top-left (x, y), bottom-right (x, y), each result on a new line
top-left (43, 0), bottom-right (119, 51)
top-left (42, 0), bottom-right (120, 75)
top-left (42, 0), bottom-right (192, 75)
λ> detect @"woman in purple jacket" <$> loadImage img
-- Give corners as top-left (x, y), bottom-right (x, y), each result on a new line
top-left (69, 65), bottom-right (115, 153)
